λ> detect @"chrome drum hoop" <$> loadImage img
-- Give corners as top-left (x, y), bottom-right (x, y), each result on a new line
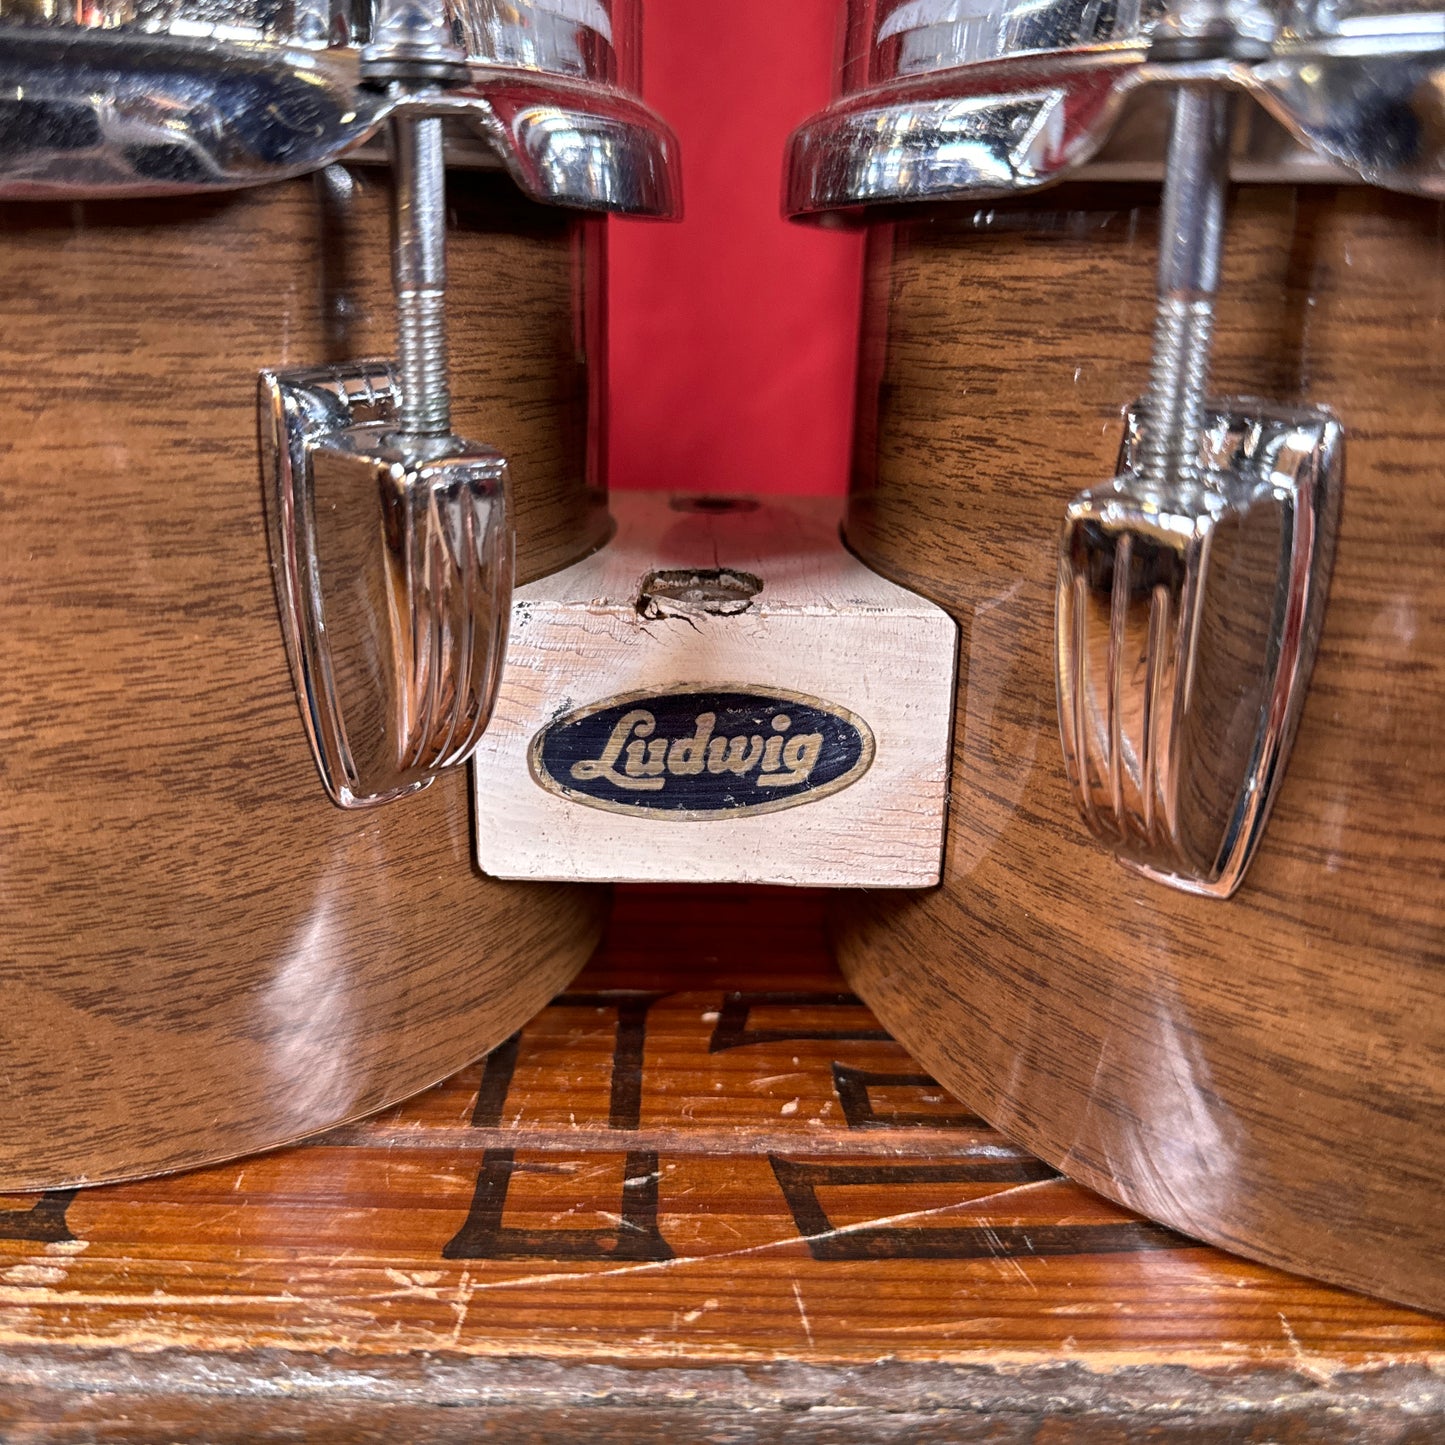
top-left (786, 1), bottom-right (1445, 212)
top-left (0, 0), bottom-right (680, 214)
top-left (0, 0), bottom-right (639, 83)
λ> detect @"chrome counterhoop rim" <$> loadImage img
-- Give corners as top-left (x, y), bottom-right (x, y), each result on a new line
top-left (0, 4), bottom-right (681, 215)
top-left (785, 12), bottom-right (1445, 213)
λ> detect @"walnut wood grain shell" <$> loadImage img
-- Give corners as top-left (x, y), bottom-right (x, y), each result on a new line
top-left (0, 170), bottom-right (609, 1188)
top-left (832, 184), bottom-right (1445, 1314)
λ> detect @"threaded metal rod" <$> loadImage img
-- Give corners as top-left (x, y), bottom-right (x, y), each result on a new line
top-left (390, 112), bottom-right (450, 439)
top-left (1140, 85), bottom-right (1231, 495)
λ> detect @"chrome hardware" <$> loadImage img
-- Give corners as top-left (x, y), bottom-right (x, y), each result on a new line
top-left (785, 1), bottom-right (1445, 212)
top-left (863, 0), bottom-right (1164, 78)
top-left (259, 0), bottom-right (513, 809)
top-left (1251, 20), bottom-right (1445, 195)
top-left (363, 0), bottom-right (469, 84)
top-left (1052, 13), bottom-right (1347, 896)
top-left (1140, 81), bottom-right (1231, 501)
top-left (259, 366), bottom-right (511, 810)
top-left (785, 4), bottom-right (1354, 894)
top-left (0, 1), bottom-right (680, 214)
top-left (364, 0), bottom-right (466, 443)
top-left (0, 31), bottom-right (381, 196)
top-left (390, 112), bottom-right (455, 439)
top-left (1056, 401), bottom-right (1342, 898)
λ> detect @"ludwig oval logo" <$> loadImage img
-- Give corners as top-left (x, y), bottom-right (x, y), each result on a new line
top-left (530, 687), bottom-right (875, 818)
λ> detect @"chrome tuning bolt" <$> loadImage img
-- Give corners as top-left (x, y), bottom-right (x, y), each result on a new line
top-left (362, 0), bottom-right (470, 441)
top-left (1138, 83), bottom-right (1231, 500)
top-left (259, 0), bottom-right (514, 810)
top-left (389, 112), bottom-right (454, 439)
top-left (1055, 1), bottom-right (1345, 900)
top-left (1138, 0), bottom-right (1272, 497)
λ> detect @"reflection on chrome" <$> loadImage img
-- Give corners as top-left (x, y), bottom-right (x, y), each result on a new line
top-left (0, 32), bottom-right (383, 196)
top-left (0, 0), bottom-right (626, 61)
top-left (462, 0), bottom-right (618, 77)
top-left (875, 0), bottom-right (1161, 75)
top-left (260, 363), bottom-right (513, 810)
top-left (530, 117), bottom-right (633, 210)
top-left (451, 83), bottom-right (678, 215)
top-left (0, 0), bottom-right (678, 209)
top-left (1056, 402), bottom-right (1343, 899)
top-left (787, 0), bottom-right (1445, 210)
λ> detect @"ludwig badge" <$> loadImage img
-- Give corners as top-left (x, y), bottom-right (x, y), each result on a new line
top-left (470, 495), bottom-right (957, 888)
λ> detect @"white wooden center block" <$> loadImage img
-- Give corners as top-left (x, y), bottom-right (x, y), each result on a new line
top-left (471, 493), bottom-right (957, 886)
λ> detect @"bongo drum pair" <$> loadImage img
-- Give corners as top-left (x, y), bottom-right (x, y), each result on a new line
top-left (3, 0), bottom-right (1442, 1317)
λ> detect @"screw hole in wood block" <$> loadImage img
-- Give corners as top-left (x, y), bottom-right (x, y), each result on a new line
top-left (637, 568), bottom-right (763, 620)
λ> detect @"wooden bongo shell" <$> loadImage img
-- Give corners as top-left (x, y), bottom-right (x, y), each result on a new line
top-left (831, 185), bottom-right (1445, 1312)
top-left (0, 169), bottom-right (609, 1189)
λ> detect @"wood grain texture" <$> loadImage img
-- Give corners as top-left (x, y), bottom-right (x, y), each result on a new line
top-left (472, 492), bottom-right (957, 886)
top-left (0, 889), bottom-right (1441, 1443)
top-left (832, 185), bottom-right (1445, 1311)
top-left (0, 168), bottom-right (609, 1189)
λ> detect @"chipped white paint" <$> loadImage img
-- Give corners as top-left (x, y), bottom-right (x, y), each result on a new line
top-left (448, 1270), bottom-right (475, 1345)
top-left (791, 1280), bottom-right (816, 1346)
top-left (1, 1263), bottom-right (68, 1286)
top-left (472, 494), bottom-right (957, 885)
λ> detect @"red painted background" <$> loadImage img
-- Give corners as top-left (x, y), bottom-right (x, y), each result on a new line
top-left (607, 0), bottom-right (865, 497)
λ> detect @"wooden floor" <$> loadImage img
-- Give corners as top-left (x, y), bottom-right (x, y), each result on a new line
top-left (2, 889), bottom-right (1442, 1441)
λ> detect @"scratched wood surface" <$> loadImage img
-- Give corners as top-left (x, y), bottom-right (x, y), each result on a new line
top-left (0, 169), bottom-right (608, 1190)
top-left (2, 889), bottom-right (1441, 1442)
top-left (836, 183), bottom-right (1445, 1315)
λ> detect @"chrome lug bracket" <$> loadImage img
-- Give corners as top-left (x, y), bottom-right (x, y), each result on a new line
top-left (258, 363), bottom-right (512, 809)
top-left (0, 22), bottom-right (680, 216)
top-left (259, 10), bottom-right (513, 813)
top-left (784, 4), bottom-right (1445, 213)
top-left (1056, 400), bottom-right (1343, 898)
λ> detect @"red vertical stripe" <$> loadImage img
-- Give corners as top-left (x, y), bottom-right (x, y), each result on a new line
top-left (608, 0), bottom-right (865, 496)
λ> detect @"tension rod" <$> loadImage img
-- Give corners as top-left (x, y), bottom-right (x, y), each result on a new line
top-left (1138, 0), bottom-right (1275, 495)
top-left (361, 0), bottom-right (470, 444)
top-left (1140, 84), bottom-right (1231, 498)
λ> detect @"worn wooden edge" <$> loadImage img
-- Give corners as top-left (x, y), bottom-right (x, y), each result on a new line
top-left (1, 1347), bottom-right (1442, 1441)
top-left (473, 495), bottom-right (957, 887)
